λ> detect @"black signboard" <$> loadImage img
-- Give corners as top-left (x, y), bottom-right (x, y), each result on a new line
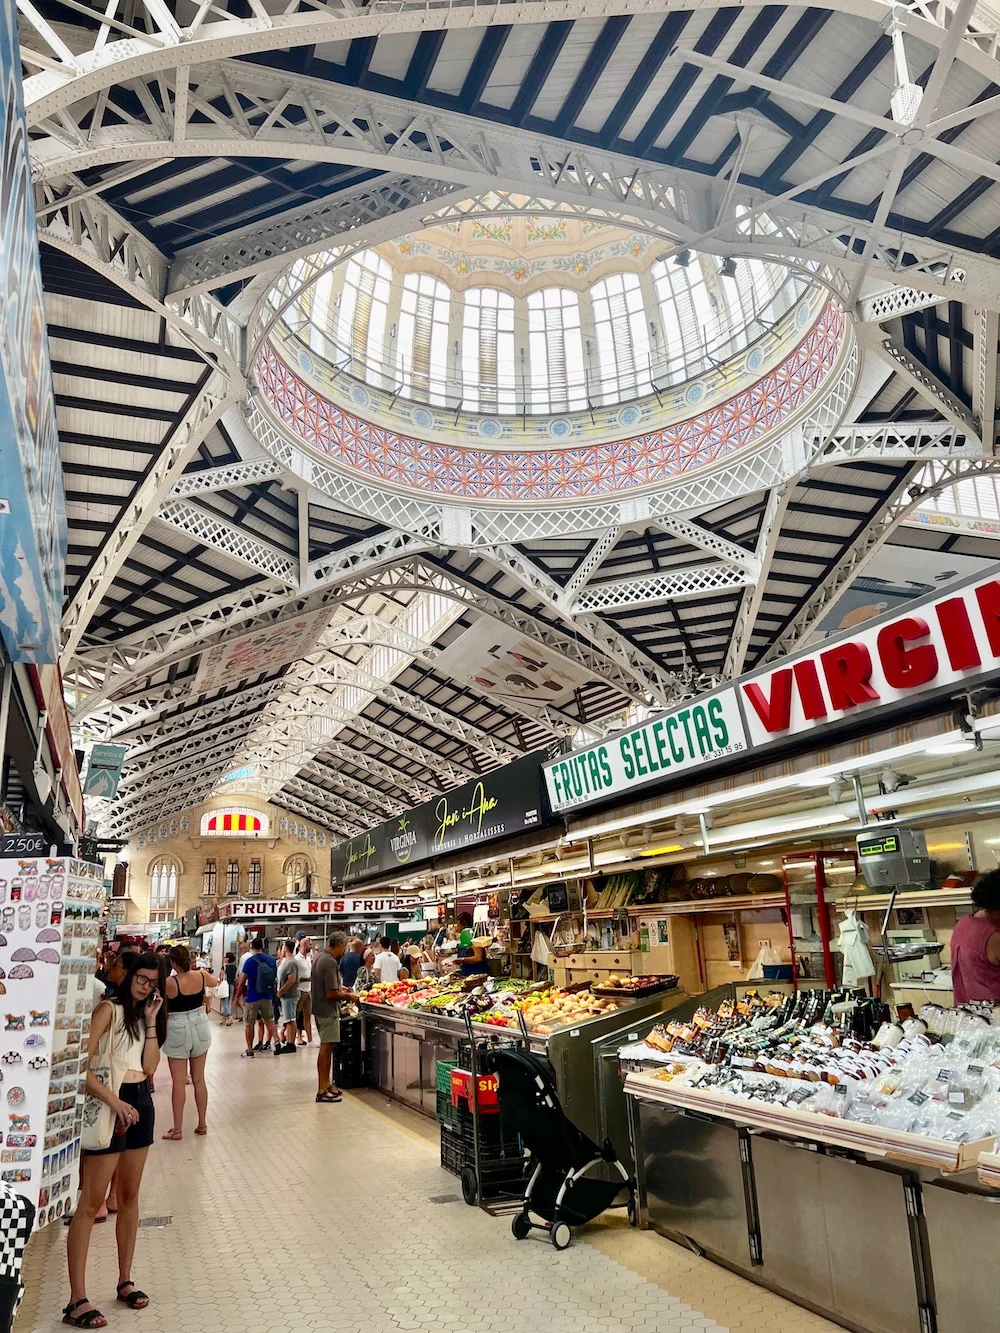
top-left (0, 832), bottom-right (49, 856)
top-left (331, 751), bottom-right (549, 886)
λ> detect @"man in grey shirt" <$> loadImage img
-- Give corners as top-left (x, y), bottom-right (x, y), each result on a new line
top-left (312, 931), bottom-right (352, 1103)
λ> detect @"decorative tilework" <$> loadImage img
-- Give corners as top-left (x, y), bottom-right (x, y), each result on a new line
top-left (256, 301), bottom-right (845, 504)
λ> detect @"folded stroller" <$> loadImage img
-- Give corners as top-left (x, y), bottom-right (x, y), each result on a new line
top-left (491, 1046), bottom-right (636, 1250)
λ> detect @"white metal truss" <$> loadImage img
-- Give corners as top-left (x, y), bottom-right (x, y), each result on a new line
top-left (283, 776), bottom-right (376, 830)
top-left (157, 497), bottom-right (298, 583)
top-left (232, 698), bottom-right (474, 789)
top-left (167, 458), bottom-right (286, 499)
top-left (722, 486), bottom-right (790, 679)
top-left (299, 763), bottom-right (402, 819)
top-left (126, 714), bottom-right (261, 773)
top-left (28, 60), bottom-right (1000, 314)
top-left (651, 517), bottom-right (759, 572)
top-left (297, 657), bottom-right (523, 765)
top-left (857, 286), bottom-right (952, 322)
top-left (106, 679), bottom-right (288, 744)
top-left (760, 457), bottom-right (1000, 661)
top-left (572, 563), bottom-right (757, 614)
top-left (170, 175), bottom-right (468, 300)
top-left (37, 188), bottom-right (243, 370)
top-left (66, 529), bottom-right (433, 718)
top-left (973, 309), bottom-right (1000, 451)
top-left (874, 334), bottom-right (982, 437)
top-left (20, 0), bottom-right (1000, 136)
top-left (808, 422), bottom-right (983, 466)
top-left (308, 745), bottom-right (436, 804)
top-left (61, 374), bottom-right (239, 661)
top-left (272, 788), bottom-right (361, 840)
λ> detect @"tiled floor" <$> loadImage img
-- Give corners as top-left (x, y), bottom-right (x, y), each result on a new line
top-left (19, 1028), bottom-right (842, 1332)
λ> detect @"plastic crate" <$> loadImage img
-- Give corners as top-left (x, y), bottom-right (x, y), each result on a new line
top-left (436, 1090), bottom-right (462, 1134)
top-left (436, 1059), bottom-right (458, 1094)
top-left (439, 1125), bottom-right (525, 1182)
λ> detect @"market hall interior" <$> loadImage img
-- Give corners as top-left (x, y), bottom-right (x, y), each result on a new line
top-left (5, 0), bottom-right (1000, 1327)
top-left (19, 1037), bottom-right (841, 1333)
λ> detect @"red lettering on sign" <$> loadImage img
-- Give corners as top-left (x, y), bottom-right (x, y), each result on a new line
top-left (877, 616), bottom-right (938, 689)
top-left (742, 669), bottom-right (792, 733)
top-left (792, 659), bottom-right (827, 722)
top-left (820, 643), bottom-right (879, 710)
top-left (935, 597), bottom-right (981, 670)
top-left (975, 580), bottom-right (1000, 655)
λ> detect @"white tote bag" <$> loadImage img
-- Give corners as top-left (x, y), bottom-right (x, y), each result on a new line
top-left (81, 1010), bottom-right (130, 1152)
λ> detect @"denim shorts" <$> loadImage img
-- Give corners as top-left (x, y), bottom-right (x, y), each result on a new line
top-left (280, 995), bottom-right (298, 1023)
top-left (162, 1009), bottom-right (212, 1060)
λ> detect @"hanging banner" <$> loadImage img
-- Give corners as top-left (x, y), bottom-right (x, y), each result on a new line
top-left (82, 744), bottom-right (129, 800)
top-left (331, 751), bottom-right (548, 885)
top-left (192, 607), bottom-right (332, 692)
top-left (0, 9), bottom-right (65, 662)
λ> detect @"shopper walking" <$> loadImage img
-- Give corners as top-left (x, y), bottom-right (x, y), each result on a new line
top-left (294, 936), bottom-right (314, 1045)
top-left (64, 953), bottom-right (164, 1328)
top-left (275, 939), bottom-right (300, 1054)
top-left (218, 952), bottom-right (237, 1026)
top-left (236, 936), bottom-right (279, 1057)
top-left (312, 931), bottom-right (353, 1103)
top-left (161, 946), bottom-right (216, 1139)
top-left (339, 937), bottom-right (366, 988)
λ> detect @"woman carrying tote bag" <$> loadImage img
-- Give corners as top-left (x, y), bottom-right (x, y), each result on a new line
top-left (64, 953), bottom-right (164, 1328)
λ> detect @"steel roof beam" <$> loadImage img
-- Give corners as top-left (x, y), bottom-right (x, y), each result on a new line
top-left (157, 497), bottom-right (298, 583)
top-left (572, 563), bottom-right (757, 613)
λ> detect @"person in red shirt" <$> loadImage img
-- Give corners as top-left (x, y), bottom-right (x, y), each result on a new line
top-left (950, 871), bottom-right (1000, 1003)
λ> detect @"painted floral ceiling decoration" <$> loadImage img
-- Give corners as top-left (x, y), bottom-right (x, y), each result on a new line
top-left (377, 212), bottom-right (660, 294)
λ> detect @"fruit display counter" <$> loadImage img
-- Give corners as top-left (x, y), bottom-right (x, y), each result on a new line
top-left (360, 975), bottom-right (693, 1158)
top-left (623, 987), bottom-right (1000, 1333)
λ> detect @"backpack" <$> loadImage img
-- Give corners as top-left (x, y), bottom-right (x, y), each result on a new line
top-left (254, 956), bottom-right (277, 998)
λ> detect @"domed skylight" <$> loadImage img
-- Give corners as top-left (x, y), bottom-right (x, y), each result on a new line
top-left (279, 205), bottom-right (811, 418)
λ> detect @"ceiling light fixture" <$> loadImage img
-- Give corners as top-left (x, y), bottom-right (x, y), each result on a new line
top-left (924, 739), bottom-right (976, 755)
top-left (720, 257), bottom-right (737, 278)
top-left (674, 249), bottom-right (691, 267)
top-left (827, 776), bottom-right (849, 803)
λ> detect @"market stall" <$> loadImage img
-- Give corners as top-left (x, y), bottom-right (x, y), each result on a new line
top-left (621, 986), bottom-right (1000, 1333)
top-left (361, 974), bottom-right (691, 1157)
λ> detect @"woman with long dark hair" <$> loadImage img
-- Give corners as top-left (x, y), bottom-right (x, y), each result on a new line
top-left (64, 952), bottom-right (164, 1328)
top-left (161, 945), bottom-right (216, 1140)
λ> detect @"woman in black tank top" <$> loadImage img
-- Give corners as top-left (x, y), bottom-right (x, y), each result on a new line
top-left (162, 946), bottom-right (219, 1140)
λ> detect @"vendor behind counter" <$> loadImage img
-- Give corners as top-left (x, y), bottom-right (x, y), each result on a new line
top-left (455, 913), bottom-right (488, 977)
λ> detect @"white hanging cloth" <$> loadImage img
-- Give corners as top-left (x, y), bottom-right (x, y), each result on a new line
top-left (834, 909), bottom-right (876, 986)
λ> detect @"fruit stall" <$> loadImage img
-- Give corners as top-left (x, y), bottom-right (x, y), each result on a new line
top-left (359, 972), bottom-right (693, 1159)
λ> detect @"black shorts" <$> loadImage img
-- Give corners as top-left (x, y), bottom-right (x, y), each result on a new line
top-left (83, 1079), bottom-right (155, 1156)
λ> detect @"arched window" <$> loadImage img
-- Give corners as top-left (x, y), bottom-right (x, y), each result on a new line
top-left (397, 273), bottom-right (450, 404)
top-left (333, 249), bottom-right (392, 379)
top-left (462, 288), bottom-right (515, 412)
top-left (284, 855), bottom-right (312, 898)
top-left (651, 256), bottom-right (719, 381)
top-left (149, 860), bottom-right (178, 921)
top-left (527, 289), bottom-right (585, 413)
top-left (590, 273), bottom-right (651, 403)
top-left (225, 859), bottom-right (240, 896)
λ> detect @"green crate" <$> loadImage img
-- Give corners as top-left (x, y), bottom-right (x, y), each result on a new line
top-left (436, 1089), bottom-right (462, 1134)
top-left (436, 1059), bottom-right (457, 1094)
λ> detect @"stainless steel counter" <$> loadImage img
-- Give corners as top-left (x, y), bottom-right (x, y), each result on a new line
top-left (627, 1091), bottom-right (1000, 1333)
